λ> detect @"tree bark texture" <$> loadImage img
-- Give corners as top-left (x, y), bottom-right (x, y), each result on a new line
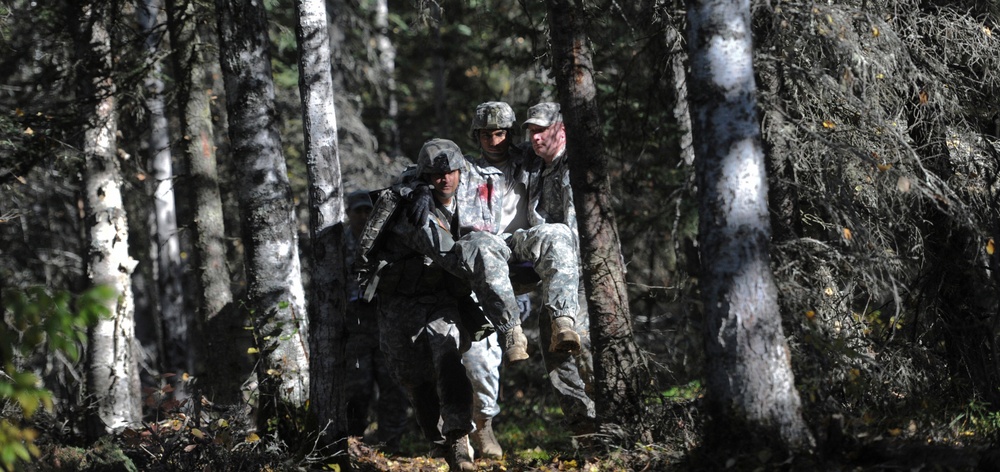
top-left (686, 0), bottom-right (813, 451)
top-left (140, 0), bottom-right (190, 381)
top-left (77, 0), bottom-right (142, 437)
top-left (165, 0), bottom-right (243, 404)
top-left (295, 0), bottom-right (350, 459)
top-left (546, 0), bottom-right (651, 436)
top-left (215, 0), bottom-right (310, 412)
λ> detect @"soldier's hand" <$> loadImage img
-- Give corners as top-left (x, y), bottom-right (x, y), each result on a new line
top-left (400, 183), bottom-right (433, 227)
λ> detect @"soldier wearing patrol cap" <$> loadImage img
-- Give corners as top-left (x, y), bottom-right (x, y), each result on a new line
top-left (460, 101), bottom-right (591, 458)
top-left (522, 101), bottom-right (597, 441)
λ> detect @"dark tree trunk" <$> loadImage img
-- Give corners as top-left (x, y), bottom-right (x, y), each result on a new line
top-left (546, 0), bottom-right (652, 442)
top-left (140, 0), bottom-right (190, 389)
top-left (165, 0), bottom-right (244, 406)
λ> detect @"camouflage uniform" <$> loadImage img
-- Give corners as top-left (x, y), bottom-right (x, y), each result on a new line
top-left (522, 101), bottom-right (596, 435)
top-left (370, 139), bottom-right (529, 468)
top-left (461, 102), bottom-right (594, 457)
top-left (342, 199), bottom-right (410, 452)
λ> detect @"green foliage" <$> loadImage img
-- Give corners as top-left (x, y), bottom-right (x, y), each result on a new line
top-left (950, 399), bottom-right (1000, 438)
top-left (0, 286), bottom-right (111, 472)
top-left (659, 380), bottom-right (703, 403)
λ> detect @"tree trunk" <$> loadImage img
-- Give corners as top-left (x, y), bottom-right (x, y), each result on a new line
top-left (165, 0), bottom-right (243, 405)
top-left (295, 0), bottom-right (350, 462)
top-left (76, 0), bottom-right (142, 438)
top-left (546, 0), bottom-right (651, 441)
top-left (685, 0), bottom-right (813, 452)
top-left (215, 0), bottom-right (310, 421)
top-left (140, 0), bottom-right (190, 385)
top-left (373, 0), bottom-right (400, 157)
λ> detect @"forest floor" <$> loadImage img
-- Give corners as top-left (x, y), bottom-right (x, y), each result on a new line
top-left (22, 319), bottom-right (1000, 471)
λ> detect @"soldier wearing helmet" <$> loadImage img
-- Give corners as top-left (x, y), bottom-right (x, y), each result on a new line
top-left (364, 138), bottom-right (531, 471)
top-left (470, 101), bottom-right (517, 163)
top-left (462, 102), bottom-right (588, 459)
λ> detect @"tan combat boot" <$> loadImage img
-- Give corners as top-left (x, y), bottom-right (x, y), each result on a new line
top-left (550, 316), bottom-right (581, 353)
top-left (504, 325), bottom-right (529, 363)
top-left (445, 434), bottom-right (475, 471)
top-left (470, 416), bottom-right (503, 459)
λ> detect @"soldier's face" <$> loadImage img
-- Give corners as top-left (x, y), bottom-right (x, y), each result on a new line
top-left (428, 169), bottom-right (460, 200)
top-left (527, 122), bottom-right (565, 163)
top-left (479, 129), bottom-right (510, 161)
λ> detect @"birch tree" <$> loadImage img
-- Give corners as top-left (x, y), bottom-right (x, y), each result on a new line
top-left (75, 0), bottom-right (142, 437)
top-left (546, 0), bottom-right (651, 440)
top-left (215, 0), bottom-right (310, 421)
top-left (685, 0), bottom-right (813, 451)
top-left (295, 0), bottom-right (349, 460)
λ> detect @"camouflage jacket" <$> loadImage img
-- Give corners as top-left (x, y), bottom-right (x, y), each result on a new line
top-left (467, 142), bottom-right (543, 234)
top-left (531, 147), bottom-right (577, 244)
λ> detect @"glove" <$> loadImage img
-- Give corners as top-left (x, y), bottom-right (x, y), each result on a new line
top-left (399, 183), bottom-right (433, 227)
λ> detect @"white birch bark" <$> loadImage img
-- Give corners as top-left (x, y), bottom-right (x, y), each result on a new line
top-left (686, 0), bottom-right (813, 450)
top-left (215, 0), bottom-right (309, 407)
top-left (80, 0), bottom-right (142, 434)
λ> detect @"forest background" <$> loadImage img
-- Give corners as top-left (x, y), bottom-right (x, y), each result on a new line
top-left (3, 0), bottom-right (1000, 470)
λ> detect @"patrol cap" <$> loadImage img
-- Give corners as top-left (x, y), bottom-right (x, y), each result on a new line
top-left (470, 101), bottom-right (515, 139)
top-left (521, 102), bottom-right (562, 129)
top-left (346, 190), bottom-right (373, 212)
top-left (417, 138), bottom-right (465, 175)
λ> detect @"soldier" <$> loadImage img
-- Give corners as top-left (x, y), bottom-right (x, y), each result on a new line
top-left (522, 101), bottom-right (597, 439)
top-left (341, 190), bottom-right (409, 453)
top-left (461, 101), bottom-right (594, 458)
top-left (365, 138), bottom-right (529, 471)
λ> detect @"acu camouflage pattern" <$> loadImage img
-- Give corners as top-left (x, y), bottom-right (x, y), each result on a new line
top-left (355, 188), bottom-right (400, 301)
top-left (377, 290), bottom-right (474, 444)
top-left (463, 293), bottom-right (530, 421)
top-left (374, 155), bottom-right (520, 334)
top-left (531, 149), bottom-right (578, 245)
top-left (342, 224), bottom-right (409, 449)
top-left (521, 101), bottom-right (562, 129)
top-left (417, 138), bottom-right (465, 175)
top-left (470, 101), bottom-right (516, 138)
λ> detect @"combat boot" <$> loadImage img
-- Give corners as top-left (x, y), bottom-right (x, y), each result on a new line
top-left (470, 416), bottom-right (503, 459)
top-left (504, 325), bottom-right (529, 363)
top-left (550, 316), bottom-right (581, 352)
top-left (445, 434), bottom-right (475, 471)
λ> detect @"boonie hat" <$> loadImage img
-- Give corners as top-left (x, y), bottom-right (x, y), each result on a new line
top-left (521, 102), bottom-right (562, 129)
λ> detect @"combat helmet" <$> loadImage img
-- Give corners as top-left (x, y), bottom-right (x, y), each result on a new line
top-left (416, 138), bottom-right (466, 175)
top-left (469, 101), bottom-right (516, 139)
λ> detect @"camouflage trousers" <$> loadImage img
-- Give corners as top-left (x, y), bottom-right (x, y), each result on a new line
top-left (412, 220), bottom-right (522, 336)
top-left (449, 231), bottom-right (521, 334)
top-left (462, 294), bottom-right (530, 419)
top-left (464, 288), bottom-right (595, 433)
top-left (507, 223), bottom-right (580, 320)
top-left (377, 291), bottom-right (474, 444)
top-left (343, 300), bottom-right (410, 451)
